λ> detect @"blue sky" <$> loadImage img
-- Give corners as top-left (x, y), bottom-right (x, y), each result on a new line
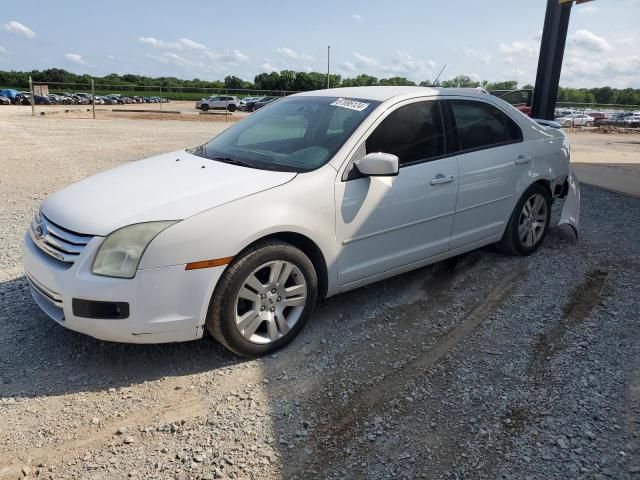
top-left (1, 0), bottom-right (639, 87)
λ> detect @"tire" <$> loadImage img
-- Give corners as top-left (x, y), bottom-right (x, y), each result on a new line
top-left (496, 183), bottom-right (551, 256)
top-left (585, 122), bottom-right (593, 127)
top-left (227, 104), bottom-right (237, 112)
top-left (206, 240), bottom-right (318, 357)
top-left (200, 104), bottom-right (209, 112)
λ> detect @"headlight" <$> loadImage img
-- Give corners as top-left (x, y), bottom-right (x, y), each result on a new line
top-left (92, 221), bottom-right (178, 279)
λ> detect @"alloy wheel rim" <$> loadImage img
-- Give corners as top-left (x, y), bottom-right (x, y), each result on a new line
top-left (518, 193), bottom-right (548, 248)
top-left (234, 260), bottom-right (307, 344)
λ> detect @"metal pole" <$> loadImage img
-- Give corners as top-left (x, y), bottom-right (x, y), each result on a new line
top-left (91, 79), bottom-right (96, 119)
top-left (159, 85), bottom-right (163, 119)
top-left (326, 46), bottom-right (331, 89)
top-left (29, 76), bottom-right (35, 116)
top-left (532, 0), bottom-right (573, 120)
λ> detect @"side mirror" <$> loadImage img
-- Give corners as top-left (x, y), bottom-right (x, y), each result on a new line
top-left (355, 152), bottom-right (399, 177)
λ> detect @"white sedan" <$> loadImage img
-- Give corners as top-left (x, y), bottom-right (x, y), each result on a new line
top-left (23, 87), bottom-right (580, 357)
top-left (557, 113), bottom-right (595, 127)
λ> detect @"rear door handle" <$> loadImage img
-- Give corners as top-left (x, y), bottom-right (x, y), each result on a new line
top-left (430, 174), bottom-right (455, 185)
top-left (515, 155), bottom-right (532, 164)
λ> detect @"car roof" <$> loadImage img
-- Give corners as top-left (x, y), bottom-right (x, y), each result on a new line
top-left (293, 86), bottom-right (490, 102)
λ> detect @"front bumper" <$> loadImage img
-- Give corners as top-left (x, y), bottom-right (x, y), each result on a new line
top-left (559, 168), bottom-right (581, 237)
top-left (22, 233), bottom-right (224, 343)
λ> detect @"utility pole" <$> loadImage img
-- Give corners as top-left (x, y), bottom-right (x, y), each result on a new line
top-left (91, 79), bottom-right (96, 120)
top-left (327, 46), bottom-right (331, 89)
top-left (29, 76), bottom-right (35, 116)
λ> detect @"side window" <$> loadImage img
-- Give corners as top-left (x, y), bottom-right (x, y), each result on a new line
top-left (449, 100), bottom-right (522, 151)
top-left (366, 101), bottom-right (445, 165)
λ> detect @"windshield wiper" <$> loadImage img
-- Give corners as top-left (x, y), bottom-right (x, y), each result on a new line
top-left (210, 157), bottom-right (255, 168)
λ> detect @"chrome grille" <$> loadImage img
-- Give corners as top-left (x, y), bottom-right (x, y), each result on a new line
top-left (30, 213), bottom-right (93, 263)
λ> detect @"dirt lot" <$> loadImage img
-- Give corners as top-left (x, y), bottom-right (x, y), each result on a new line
top-left (0, 113), bottom-right (639, 480)
top-left (567, 131), bottom-right (640, 197)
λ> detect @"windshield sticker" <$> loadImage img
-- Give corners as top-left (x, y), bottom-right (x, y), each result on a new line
top-left (330, 98), bottom-right (370, 111)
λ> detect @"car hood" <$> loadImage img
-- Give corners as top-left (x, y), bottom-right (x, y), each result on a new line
top-left (42, 149), bottom-right (296, 236)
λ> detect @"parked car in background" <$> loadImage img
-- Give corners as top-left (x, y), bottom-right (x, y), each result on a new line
top-left (250, 96), bottom-right (278, 112)
top-left (23, 86), bottom-right (580, 357)
top-left (0, 95), bottom-right (10, 105)
top-left (556, 113), bottom-right (594, 127)
top-left (196, 95), bottom-right (240, 112)
top-left (624, 114), bottom-right (640, 128)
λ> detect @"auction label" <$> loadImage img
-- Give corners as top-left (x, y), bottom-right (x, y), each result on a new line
top-left (330, 98), bottom-right (370, 111)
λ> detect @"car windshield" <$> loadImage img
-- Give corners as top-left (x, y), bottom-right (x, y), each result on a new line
top-left (190, 96), bottom-right (379, 172)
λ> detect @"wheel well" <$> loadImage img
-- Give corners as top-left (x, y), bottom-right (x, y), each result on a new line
top-left (532, 179), bottom-right (552, 197)
top-left (245, 232), bottom-right (329, 299)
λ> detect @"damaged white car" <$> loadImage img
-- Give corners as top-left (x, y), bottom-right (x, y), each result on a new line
top-left (23, 86), bottom-right (580, 357)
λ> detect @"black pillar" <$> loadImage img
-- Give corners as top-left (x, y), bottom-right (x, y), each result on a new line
top-left (531, 0), bottom-right (573, 120)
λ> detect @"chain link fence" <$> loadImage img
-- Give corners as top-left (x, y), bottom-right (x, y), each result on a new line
top-left (21, 77), bottom-right (300, 119)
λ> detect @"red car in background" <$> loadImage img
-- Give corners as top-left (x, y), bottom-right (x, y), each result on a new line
top-left (493, 89), bottom-right (533, 116)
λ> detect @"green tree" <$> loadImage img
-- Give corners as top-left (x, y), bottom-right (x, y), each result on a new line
top-left (378, 77), bottom-right (416, 86)
top-left (224, 75), bottom-right (244, 90)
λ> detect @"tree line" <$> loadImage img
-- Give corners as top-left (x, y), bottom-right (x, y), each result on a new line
top-left (1, 68), bottom-right (638, 106)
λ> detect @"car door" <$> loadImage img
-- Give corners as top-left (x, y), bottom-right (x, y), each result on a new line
top-left (335, 99), bottom-right (459, 286)
top-left (445, 98), bottom-right (526, 249)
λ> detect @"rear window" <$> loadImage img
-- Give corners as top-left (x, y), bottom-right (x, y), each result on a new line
top-left (449, 100), bottom-right (522, 151)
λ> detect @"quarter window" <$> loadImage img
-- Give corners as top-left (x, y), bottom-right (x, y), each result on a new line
top-left (449, 100), bottom-right (522, 151)
top-left (366, 101), bottom-right (445, 165)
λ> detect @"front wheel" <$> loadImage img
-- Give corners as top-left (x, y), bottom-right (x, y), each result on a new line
top-left (200, 104), bottom-right (209, 112)
top-left (206, 240), bottom-right (318, 357)
top-left (585, 121), bottom-right (593, 127)
top-left (227, 104), bottom-right (237, 112)
top-left (496, 183), bottom-right (551, 256)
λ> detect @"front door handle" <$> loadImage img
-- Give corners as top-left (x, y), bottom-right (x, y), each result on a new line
top-left (430, 174), bottom-right (455, 185)
top-left (515, 155), bottom-right (532, 164)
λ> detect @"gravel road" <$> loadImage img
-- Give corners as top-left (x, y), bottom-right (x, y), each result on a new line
top-left (1, 114), bottom-right (639, 480)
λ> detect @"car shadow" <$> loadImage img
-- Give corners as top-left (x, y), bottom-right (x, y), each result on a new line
top-left (0, 275), bottom-right (244, 399)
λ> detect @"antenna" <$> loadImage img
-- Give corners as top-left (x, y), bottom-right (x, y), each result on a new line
top-left (432, 64), bottom-right (447, 87)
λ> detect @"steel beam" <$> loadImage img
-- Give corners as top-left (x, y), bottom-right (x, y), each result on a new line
top-left (531, 0), bottom-right (573, 120)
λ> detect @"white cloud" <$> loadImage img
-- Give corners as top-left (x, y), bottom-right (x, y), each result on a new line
top-left (464, 48), bottom-right (492, 64)
top-left (276, 47), bottom-right (314, 62)
top-left (261, 62), bottom-right (278, 72)
top-left (163, 52), bottom-right (201, 67)
top-left (64, 53), bottom-right (86, 65)
top-left (569, 29), bottom-right (611, 52)
top-left (179, 38), bottom-right (207, 50)
top-left (352, 14), bottom-right (363, 21)
top-left (205, 49), bottom-right (250, 64)
top-left (0, 46), bottom-right (6, 54)
top-left (577, 5), bottom-right (599, 14)
top-left (340, 61), bottom-right (356, 72)
top-left (613, 34), bottom-right (635, 46)
top-left (138, 36), bottom-right (182, 49)
top-left (353, 51), bottom-right (378, 68)
top-left (499, 41), bottom-right (537, 56)
top-left (107, 54), bottom-right (116, 60)
top-left (3, 20), bottom-right (35, 39)
top-left (146, 54), bottom-right (169, 64)
top-left (382, 51), bottom-right (435, 77)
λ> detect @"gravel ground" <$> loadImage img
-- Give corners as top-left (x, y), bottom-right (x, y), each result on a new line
top-left (0, 114), bottom-right (639, 480)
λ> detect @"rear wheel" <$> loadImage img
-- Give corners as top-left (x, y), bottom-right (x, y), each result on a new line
top-left (227, 104), bottom-right (237, 112)
top-left (496, 183), bottom-right (551, 256)
top-left (206, 240), bottom-right (318, 357)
